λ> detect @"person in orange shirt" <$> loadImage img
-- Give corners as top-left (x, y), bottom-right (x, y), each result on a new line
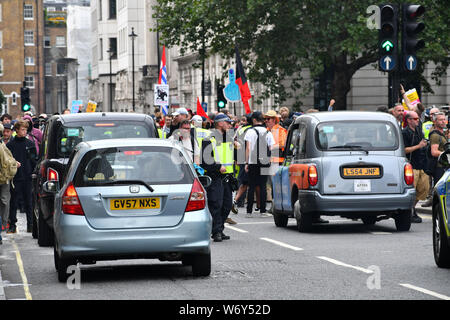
top-left (264, 110), bottom-right (287, 165)
top-left (264, 110), bottom-right (287, 205)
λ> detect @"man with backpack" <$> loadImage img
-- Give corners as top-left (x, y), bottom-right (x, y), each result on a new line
top-left (0, 124), bottom-right (17, 242)
top-left (244, 111), bottom-right (275, 218)
top-left (7, 120), bottom-right (37, 233)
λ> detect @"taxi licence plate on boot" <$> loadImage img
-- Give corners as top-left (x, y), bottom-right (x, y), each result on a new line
top-left (110, 198), bottom-right (160, 210)
top-left (343, 167), bottom-right (380, 177)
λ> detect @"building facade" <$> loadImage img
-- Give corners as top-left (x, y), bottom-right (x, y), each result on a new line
top-left (0, 0), bottom-right (45, 118)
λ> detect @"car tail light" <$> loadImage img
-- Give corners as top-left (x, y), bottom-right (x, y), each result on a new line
top-left (308, 165), bottom-right (318, 186)
top-left (62, 182), bottom-right (84, 215)
top-left (47, 168), bottom-right (59, 181)
top-left (404, 163), bottom-right (414, 185)
top-left (185, 178), bottom-right (206, 212)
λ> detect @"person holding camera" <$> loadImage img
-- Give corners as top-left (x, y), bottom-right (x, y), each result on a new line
top-left (402, 111), bottom-right (428, 223)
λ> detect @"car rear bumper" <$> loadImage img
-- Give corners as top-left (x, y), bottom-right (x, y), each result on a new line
top-left (55, 210), bottom-right (212, 259)
top-left (298, 188), bottom-right (416, 215)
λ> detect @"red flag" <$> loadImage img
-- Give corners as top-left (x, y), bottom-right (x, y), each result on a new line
top-left (196, 97), bottom-right (209, 120)
top-left (235, 46), bottom-right (252, 114)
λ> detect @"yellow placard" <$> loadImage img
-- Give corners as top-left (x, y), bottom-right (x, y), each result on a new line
top-left (86, 101), bottom-right (97, 113)
top-left (406, 88), bottom-right (420, 105)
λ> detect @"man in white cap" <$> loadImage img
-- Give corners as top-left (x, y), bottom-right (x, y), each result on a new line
top-left (167, 108), bottom-right (189, 138)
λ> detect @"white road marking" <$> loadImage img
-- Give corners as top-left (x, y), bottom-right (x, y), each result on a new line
top-left (370, 232), bottom-right (392, 235)
top-left (224, 225), bottom-right (249, 233)
top-left (399, 283), bottom-right (450, 300)
top-left (259, 237), bottom-right (303, 251)
top-left (316, 256), bottom-right (374, 274)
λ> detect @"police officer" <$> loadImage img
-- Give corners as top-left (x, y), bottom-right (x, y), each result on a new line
top-left (422, 107), bottom-right (440, 139)
top-left (201, 114), bottom-right (236, 242)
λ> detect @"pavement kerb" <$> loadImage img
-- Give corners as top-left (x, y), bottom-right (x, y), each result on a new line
top-left (0, 269), bottom-right (5, 300)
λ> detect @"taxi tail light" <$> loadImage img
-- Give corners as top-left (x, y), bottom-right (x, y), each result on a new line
top-left (62, 182), bottom-right (85, 215)
top-left (404, 163), bottom-right (414, 185)
top-left (308, 165), bottom-right (318, 186)
top-left (47, 167), bottom-right (59, 182)
top-left (185, 178), bottom-right (206, 212)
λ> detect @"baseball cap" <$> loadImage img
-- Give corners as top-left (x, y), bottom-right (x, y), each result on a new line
top-left (3, 123), bottom-right (12, 130)
top-left (214, 114), bottom-right (233, 123)
top-left (173, 108), bottom-right (189, 116)
top-left (191, 115), bottom-right (203, 124)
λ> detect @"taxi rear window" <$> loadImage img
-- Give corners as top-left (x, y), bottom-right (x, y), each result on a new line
top-left (316, 121), bottom-right (399, 151)
top-left (56, 121), bottom-right (152, 157)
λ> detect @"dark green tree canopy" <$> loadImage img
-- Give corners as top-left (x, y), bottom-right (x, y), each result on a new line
top-left (153, 0), bottom-right (450, 110)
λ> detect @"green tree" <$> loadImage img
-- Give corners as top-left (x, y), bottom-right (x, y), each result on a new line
top-left (153, 0), bottom-right (450, 110)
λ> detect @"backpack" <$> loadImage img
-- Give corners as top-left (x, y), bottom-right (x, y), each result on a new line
top-left (252, 127), bottom-right (271, 168)
top-left (0, 142), bottom-right (17, 184)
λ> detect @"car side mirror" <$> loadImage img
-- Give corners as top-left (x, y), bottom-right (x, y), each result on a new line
top-left (198, 175), bottom-right (212, 189)
top-left (43, 181), bottom-right (60, 194)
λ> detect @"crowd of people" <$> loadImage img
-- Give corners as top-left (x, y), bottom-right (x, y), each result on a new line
top-left (1, 95), bottom-right (449, 244)
top-left (380, 88), bottom-right (450, 224)
top-left (152, 106), bottom-right (303, 242)
top-left (0, 111), bottom-right (44, 244)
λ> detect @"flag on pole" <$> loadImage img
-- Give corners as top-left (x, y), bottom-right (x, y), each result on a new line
top-left (235, 46), bottom-right (252, 114)
top-left (158, 46), bottom-right (168, 115)
top-left (196, 97), bottom-right (209, 120)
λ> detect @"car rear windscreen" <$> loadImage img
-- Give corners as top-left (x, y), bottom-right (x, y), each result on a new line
top-left (73, 146), bottom-right (194, 187)
top-left (57, 121), bottom-right (152, 157)
top-left (316, 121), bottom-right (399, 151)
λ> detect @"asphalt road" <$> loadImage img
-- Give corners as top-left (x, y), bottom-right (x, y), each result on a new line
top-left (1, 203), bottom-right (450, 301)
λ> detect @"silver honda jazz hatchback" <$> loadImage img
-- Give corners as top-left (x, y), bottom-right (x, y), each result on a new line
top-left (49, 138), bottom-right (212, 282)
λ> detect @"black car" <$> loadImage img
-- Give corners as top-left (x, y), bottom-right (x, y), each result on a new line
top-left (32, 112), bottom-right (158, 246)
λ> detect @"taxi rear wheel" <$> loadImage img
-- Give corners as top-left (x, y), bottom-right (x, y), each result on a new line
top-left (294, 200), bottom-right (313, 232)
top-left (433, 203), bottom-right (450, 268)
top-left (395, 209), bottom-right (411, 232)
top-left (273, 212), bottom-right (289, 227)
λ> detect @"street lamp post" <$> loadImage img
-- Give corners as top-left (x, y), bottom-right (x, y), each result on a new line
top-left (107, 48), bottom-right (113, 111)
top-left (129, 27), bottom-right (137, 112)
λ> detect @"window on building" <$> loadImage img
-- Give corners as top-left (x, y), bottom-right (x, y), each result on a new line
top-left (56, 63), bottom-right (66, 76)
top-left (109, 0), bottom-right (116, 19)
top-left (47, 7), bottom-right (56, 12)
top-left (45, 63), bottom-right (52, 76)
top-left (98, 0), bottom-right (102, 20)
top-left (25, 57), bottom-right (35, 66)
top-left (24, 30), bottom-right (34, 46)
top-left (0, 59), bottom-right (3, 76)
top-left (109, 38), bottom-right (117, 59)
top-left (44, 36), bottom-right (51, 47)
top-left (99, 38), bottom-right (103, 60)
top-left (314, 64), bottom-right (334, 111)
top-left (56, 36), bottom-right (66, 47)
top-left (0, 5), bottom-right (2, 22)
top-left (25, 75), bottom-right (35, 88)
top-left (24, 4), bottom-right (33, 19)
top-left (0, 31), bottom-right (3, 49)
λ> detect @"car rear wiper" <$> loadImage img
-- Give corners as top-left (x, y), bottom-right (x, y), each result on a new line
top-left (99, 180), bottom-right (155, 192)
top-left (329, 145), bottom-right (369, 154)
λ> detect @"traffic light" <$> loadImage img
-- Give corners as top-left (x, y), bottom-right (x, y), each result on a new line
top-left (217, 84), bottom-right (226, 109)
top-left (20, 86), bottom-right (31, 112)
top-left (402, 4), bottom-right (425, 71)
top-left (378, 4), bottom-right (398, 72)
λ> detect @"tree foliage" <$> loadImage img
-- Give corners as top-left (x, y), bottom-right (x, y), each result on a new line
top-left (153, 0), bottom-right (450, 110)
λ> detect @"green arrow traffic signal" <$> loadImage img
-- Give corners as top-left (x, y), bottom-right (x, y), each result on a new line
top-left (382, 40), bottom-right (394, 51)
